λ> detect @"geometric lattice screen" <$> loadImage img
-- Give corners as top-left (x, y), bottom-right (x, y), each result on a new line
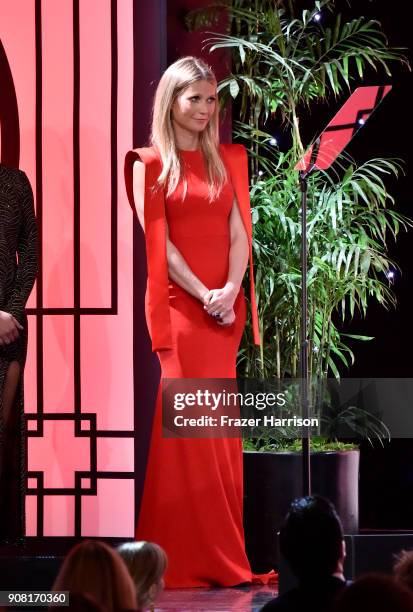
top-left (0, 0), bottom-right (135, 537)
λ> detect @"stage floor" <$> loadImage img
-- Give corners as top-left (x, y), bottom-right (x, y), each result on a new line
top-left (156, 585), bottom-right (278, 611)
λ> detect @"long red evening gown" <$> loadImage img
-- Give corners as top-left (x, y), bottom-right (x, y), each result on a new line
top-left (125, 144), bottom-right (260, 588)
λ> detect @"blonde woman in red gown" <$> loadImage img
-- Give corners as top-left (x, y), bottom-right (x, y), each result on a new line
top-left (125, 56), bottom-right (260, 588)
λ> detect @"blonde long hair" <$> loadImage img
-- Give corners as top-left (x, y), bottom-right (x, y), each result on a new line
top-left (151, 56), bottom-right (227, 201)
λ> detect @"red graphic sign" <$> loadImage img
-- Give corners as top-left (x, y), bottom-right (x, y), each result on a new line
top-left (296, 85), bottom-right (392, 171)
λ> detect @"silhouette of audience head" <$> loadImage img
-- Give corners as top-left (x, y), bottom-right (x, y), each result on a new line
top-left (335, 573), bottom-right (413, 612)
top-left (117, 541), bottom-right (167, 610)
top-left (52, 540), bottom-right (137, 612)
top-left (394, 550), bottom-right (413, 593)
top-left (279, 495), bottom-right (345, 580)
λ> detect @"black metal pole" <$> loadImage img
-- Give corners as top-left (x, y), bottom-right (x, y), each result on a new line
top-left (299, 168), bottom-right (313, 497)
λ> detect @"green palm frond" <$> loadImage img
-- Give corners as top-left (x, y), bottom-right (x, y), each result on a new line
top-left (239, 145), bottom-right (412, 379)
top-left (199, 1), bottom-right (409, 145)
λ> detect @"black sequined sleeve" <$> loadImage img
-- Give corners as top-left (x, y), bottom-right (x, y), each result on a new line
top-left (5, 171), bottom-right (38, 323)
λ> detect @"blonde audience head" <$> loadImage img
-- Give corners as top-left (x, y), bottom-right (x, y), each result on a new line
top-left (117, 541), bottom-right (167, 610)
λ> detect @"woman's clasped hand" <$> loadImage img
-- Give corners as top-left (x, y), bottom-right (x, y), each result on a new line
top-left (203, 283), bottom-right (238, 327)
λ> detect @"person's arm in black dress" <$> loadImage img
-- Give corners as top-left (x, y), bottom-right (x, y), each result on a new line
top-left (5, 171), bottom-right (38, 325)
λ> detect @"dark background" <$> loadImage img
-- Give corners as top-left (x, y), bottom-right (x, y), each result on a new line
top-left (330, 0), bottom-right (413, 530)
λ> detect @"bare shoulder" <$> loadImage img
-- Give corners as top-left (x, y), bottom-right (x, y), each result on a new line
top-left (133, 158), bottom-right (145, 173)
top-left (133, 161), bottom-right (145, 191)
top-left (132, 160), bottom-right (145, 193)
top-left (132, 159), bottom-right (145, 230)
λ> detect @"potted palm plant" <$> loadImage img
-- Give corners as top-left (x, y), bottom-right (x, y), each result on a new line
top-left (186, 0), bottom-right (411, 571)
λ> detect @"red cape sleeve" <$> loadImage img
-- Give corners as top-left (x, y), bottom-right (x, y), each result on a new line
top-left (220, 143), bottom-right (261, 346)
top-left (124, 147), bottom-right (173, 352)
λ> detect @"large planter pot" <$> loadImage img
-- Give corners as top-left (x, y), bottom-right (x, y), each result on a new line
top-left (243, 449), bottom-right (360, 573)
